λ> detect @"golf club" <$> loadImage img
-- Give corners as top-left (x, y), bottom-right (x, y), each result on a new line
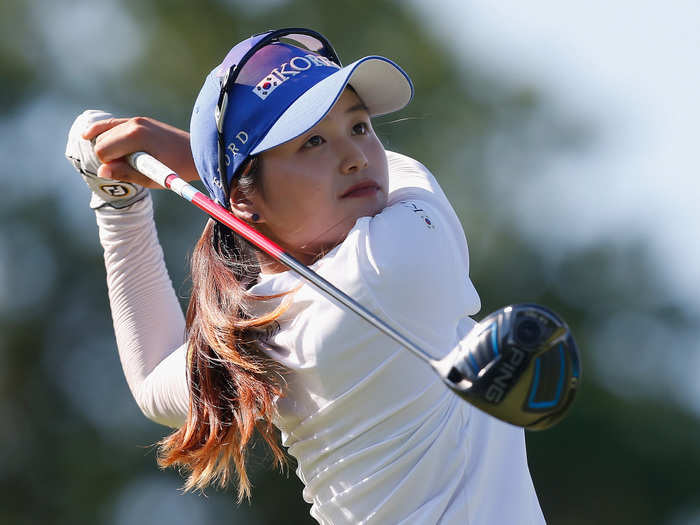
top-left (128, 151), bottom-right (580, 430)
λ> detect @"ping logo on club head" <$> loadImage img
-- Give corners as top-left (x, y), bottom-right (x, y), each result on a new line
top-left (484, 346), bottom-right (528, 403)
top-left (99, 183), bottom-right (132, 198)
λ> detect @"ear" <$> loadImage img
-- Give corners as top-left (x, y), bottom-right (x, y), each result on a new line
top-left (229, 185), bottom-right (263, 223)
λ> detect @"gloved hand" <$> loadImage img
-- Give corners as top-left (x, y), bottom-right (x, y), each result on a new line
top-left (65, 110), bottom-right (148, 209)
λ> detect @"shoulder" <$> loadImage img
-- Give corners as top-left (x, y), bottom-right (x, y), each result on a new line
top-left (385, 150), bottom-right (442, 204)
top-left (383, 150), bottom-right (471, 267)
top-left (361, 197), bottom-right (461, 280)
top-left (345, 196), bottom-right (480, 350)
top-left (386, 150), bottom-right (429, 173)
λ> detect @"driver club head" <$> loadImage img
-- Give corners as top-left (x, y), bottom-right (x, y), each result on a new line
top-left (439, 304), bottom-right (581, 430)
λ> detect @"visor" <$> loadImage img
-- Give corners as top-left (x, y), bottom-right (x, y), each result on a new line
top-left (190, 31), bottom-right (413, 207)
top-left (252, 55), bottom-right (413, 154)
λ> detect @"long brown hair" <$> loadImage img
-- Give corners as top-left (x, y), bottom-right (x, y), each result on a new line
top-left (157, 158), bottom-right (289, 501)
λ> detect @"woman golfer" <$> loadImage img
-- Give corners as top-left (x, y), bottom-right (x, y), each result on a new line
top-left (66, 28), bottom-right (545, 524)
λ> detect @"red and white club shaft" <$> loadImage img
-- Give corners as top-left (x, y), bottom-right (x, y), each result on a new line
top-left (128, 152), bottom-right (435, 367)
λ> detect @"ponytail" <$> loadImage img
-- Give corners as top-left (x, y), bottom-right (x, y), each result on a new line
top-left (157, 158), bottom-right (289, 502)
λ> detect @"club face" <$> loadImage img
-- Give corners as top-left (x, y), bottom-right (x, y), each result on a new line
top-left (442, 304), bottom-right (581, 430)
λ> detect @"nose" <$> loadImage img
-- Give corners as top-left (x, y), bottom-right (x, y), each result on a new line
top-left (339, 140), bottom-right (369, 175)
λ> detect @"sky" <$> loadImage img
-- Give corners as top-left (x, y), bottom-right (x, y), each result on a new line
top-left (409, 0), bottom-right (700, 314)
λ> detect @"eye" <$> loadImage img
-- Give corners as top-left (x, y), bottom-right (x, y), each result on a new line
top-left (302, 135), bottom-right (325, 149)
top-left (352, 122), bottom-right (369, 135)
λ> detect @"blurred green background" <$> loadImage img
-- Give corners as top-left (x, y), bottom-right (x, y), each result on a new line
top-left (1, 0), bottom-right (699, 523)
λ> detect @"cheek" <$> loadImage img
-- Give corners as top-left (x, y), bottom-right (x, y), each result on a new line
top-left (260, 169), bottom-right (334, 226)
top-left (256, 144), bottom-right (387, 249)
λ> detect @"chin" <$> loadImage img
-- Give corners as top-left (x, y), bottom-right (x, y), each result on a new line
top-left (299, 199), bottom-right (389, 260)
top-left (313, 216), bottom-right (363, 254)
top-left (366, 195), bottom-right (388, 218)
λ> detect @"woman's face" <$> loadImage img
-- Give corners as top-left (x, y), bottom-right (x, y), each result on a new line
top-left (242, 89), bottom-right (388, 265)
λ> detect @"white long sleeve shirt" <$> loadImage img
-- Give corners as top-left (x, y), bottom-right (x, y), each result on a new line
top-left (95, 151), bottom-right (545, 524)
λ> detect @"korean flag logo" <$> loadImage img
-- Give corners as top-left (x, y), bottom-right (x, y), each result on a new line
top-left (254, 75), bottom-right (282, 100)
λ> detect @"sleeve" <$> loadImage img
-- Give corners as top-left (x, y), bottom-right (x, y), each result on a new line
top-left (95, 194), bottom-right (189, 428)
top-left (357, 153), bottom-right (481, 357)
top-left (385, 150), bottom-right (471, 268)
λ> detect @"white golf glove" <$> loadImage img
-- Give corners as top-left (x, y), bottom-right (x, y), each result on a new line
top-left (65, 110), bottom-right (147, 209)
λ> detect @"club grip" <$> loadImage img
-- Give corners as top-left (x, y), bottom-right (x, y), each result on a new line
top-left (128, 152), bottom-right (174, 187)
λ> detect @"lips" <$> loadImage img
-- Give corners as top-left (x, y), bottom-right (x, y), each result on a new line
top-left (340, 180), bottom-right (380, 198)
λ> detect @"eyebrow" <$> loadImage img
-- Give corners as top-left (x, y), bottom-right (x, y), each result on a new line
top-left (346, 102), bottom-right (370, 114)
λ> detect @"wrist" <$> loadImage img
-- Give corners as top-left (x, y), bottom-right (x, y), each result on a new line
top-left (87, 179), bottom-right (148, 210)
top-left (93, 189), bottom-right (152, 214)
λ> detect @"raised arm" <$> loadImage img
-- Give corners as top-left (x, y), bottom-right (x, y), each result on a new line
top-left (66, 110), bottom-right (191, 427)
